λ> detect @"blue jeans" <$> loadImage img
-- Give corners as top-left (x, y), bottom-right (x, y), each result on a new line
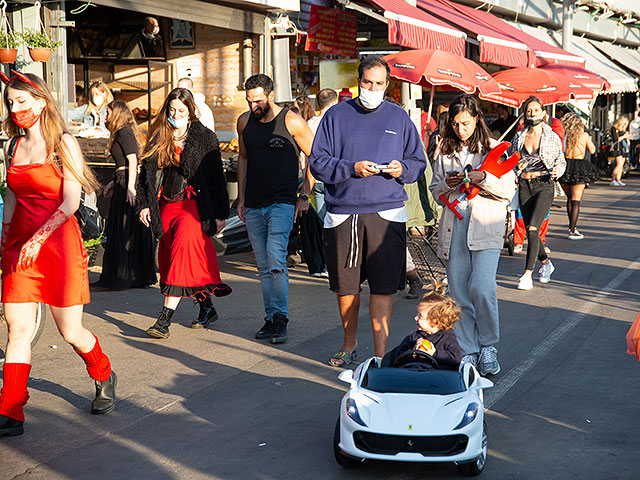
top-left (245, 203), bottom-right (295, 319)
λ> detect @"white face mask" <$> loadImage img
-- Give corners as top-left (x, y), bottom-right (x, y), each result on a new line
top-left (92, 95), bottom-right (104, 107)
top-left (152, 26), bottom-right (160, 36)
top-left (168, 116), bottom-right (189, 129)
top-left (358, 88), bottom-right (385, 110)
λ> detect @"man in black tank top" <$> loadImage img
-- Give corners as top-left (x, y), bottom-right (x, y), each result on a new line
top-left (236, 74), bottom-right (315, 344)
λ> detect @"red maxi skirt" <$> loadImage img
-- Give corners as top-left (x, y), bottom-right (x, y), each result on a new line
top-left (158, 197), bottom-right (231, 299)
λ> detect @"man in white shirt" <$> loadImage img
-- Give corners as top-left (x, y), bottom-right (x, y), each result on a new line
top-left (629, 108), bottom-right (640, 169)
top-left (177, 77), bottom-right (215, 132)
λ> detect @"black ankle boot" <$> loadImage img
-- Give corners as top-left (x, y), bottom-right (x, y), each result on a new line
top-left (146, 307), bottom-right (174, 339)
top-left (92, 371), bottom-right (117, 415)
top-left (190, 295), bottom-right (218, 329)
top-left (0, 415), bottom-right (24, 437)
top-left (271, 313), bottom-right (289, 344)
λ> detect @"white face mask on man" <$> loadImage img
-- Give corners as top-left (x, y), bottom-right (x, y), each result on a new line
top-left (358, 87), bottom-right (385, 110)
top-left (152, 26), bottom-right (160, 36)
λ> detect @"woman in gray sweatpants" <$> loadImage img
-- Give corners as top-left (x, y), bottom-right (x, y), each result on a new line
top-left (430, 95), bottom-right (516, 376)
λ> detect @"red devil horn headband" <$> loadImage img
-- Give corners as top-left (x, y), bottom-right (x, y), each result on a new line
top-left (0, 70), bottom-right (41, 90)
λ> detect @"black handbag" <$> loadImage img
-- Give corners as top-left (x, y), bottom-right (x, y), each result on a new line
top-left (75, 193), bottom-right (103, 241)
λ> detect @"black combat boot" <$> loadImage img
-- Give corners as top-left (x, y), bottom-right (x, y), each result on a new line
top-left (146, 307), bottom-right (174, 339)
top-left (270, 313), bottom-right (289, 344)
top-left (92, 371), bottom-right (117, 415)
top-left (0, 415), bottom-right (24, 437)
top-left (190, 295), bottom-right (218, 329)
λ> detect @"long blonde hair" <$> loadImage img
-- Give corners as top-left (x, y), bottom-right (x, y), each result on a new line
top-left (140, 88), bottom-right (198, 168)
top-left (3, 73), bottom-right (99, 192)
top-left (106, 100), bottom-right (143, 153)
top-left (561, 113), bottom-right (585, 154)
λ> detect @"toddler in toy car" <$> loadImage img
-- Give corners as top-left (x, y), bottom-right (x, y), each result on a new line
top-left (382, 283), bottom-right (462, 370)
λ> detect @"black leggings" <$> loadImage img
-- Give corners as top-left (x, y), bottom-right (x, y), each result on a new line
top-left (519, 177), bottom-right (554, 271)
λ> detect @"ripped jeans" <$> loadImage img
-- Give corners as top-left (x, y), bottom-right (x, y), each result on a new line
top-left (245, 203), bottom-right (295, 319)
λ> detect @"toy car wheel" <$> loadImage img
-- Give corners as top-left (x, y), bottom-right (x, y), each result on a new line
top-left (333, 419), bottom-right (364, 468)
top-left (457, 421), bottom-right (487, 476)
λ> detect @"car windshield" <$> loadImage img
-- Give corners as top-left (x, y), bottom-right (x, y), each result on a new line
top-left (361, 368), bottom-right (466, 395)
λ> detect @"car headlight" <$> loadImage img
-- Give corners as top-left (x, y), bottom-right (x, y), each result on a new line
top-left (454, 402), bottom-right (479, 430)
top-left (346, 398), bottom-right (367, 427)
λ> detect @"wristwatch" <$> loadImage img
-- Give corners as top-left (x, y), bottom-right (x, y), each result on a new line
top-left (300, 194), bottom-right (309, 201)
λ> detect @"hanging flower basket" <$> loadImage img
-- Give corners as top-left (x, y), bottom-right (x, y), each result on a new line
top-left (0, 47), bottom-right (17, 63)
top-left (27, 46), bottom-right (51, 62)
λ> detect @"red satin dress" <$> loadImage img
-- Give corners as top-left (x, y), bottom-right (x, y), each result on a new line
top-left (1, 139), bottom-right (90, 307)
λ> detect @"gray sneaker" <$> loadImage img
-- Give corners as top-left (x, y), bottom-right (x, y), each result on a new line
top-left (479, 346), bottom-right (500, 376)
top-left (539, 260), bottom-right (555, 284)
top-left (460, 353), bottom-right (479, 369)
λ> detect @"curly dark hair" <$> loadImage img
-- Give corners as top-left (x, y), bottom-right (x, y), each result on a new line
top-left (441, 94), bottom-right (492, 156)
top-left (244, 74), bottom-right (274, 94)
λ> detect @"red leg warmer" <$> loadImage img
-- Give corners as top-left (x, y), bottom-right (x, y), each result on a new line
top-left (0, 363), bottom-right (31, 422)
top-left (75, 334), bottom-right (112, 382)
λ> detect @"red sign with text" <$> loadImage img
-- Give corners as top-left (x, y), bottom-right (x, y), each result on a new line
top-left (306, 5), bottom-right (357, 57)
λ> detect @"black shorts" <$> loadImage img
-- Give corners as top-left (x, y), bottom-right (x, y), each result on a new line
top-left (323, 213), bottom-right (406, 295)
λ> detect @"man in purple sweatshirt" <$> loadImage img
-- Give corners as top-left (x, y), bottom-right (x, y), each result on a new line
top-left (309, 56), bottom-right (427, 367)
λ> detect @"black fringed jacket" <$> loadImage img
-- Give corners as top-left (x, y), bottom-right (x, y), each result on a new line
top-left (136, 121), bottom-right (229, 239)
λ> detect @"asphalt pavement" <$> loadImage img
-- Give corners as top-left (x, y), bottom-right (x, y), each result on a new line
top-left (1, 175), bottom-right (639, 480)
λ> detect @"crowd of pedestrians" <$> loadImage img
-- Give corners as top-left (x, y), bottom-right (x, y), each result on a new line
top-left (0, 55), bottom-right (630, 439)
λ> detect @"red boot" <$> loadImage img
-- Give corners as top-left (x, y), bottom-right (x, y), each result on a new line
top-left (0, 363), bottom-right (31, 437)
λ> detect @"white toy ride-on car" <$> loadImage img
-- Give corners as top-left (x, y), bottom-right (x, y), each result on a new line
top-left (333, 350), bottom-right (494, 476)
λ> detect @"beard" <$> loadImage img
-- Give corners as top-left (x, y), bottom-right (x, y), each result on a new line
top-left (251, 103), bottom-right (271, 120)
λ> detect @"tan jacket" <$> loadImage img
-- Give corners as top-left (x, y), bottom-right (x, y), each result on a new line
top-left (429, 142), bottom-right (516, 259)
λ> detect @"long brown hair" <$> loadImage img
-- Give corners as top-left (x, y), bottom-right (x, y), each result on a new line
top-left (441, 94), bottom-right (492, 156)
top-left (106, 100), bottom-right (143, 153)
top-left (294, 95), bottom-right (315, 121)
top-left (3, 73), bottom-right (99, 192)
top-left (140, 88), bottom-right (198, 168)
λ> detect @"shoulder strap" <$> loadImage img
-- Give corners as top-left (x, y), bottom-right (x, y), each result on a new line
top-left (5, 136), bottom-right (21, 168)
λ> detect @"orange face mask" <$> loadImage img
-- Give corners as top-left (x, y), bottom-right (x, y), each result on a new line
top-left (12, 108), bottom-right (41, 129)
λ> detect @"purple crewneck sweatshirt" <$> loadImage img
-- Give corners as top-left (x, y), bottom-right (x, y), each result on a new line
top-left (309, 99), bottom-right (427, 214)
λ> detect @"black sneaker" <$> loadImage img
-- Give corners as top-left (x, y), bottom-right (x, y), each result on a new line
top-left (255, 318), bottom-right (274, 339)
top-left (270, 314), bottom-right (288, 344)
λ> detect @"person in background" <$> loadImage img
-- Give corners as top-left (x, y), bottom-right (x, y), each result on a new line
top-left (430, 94), bottom-right (515, 376)
top-left (488, 104), bottom-right (517, 141)
top-left (93, 101), bottom-right (156, 289)
top-left (67, 80), bottom-right (113, 128)
top-left (236, 74), bottom-right (314, 344)
top-left (629, 108), bottom-right (640, 170)
top-left (139, 17), bottom-right (164, 58)
top-left (74, 85), bottom-right (87, 107)
top-left (1, 73), bottom-right (116, 437)
top-left (558, 113), bottom-right (599, 240)
top-left (310, 56), bottom-right (427, 367)
top-left (427, 110), bottom-right (449, 165)
top-left (137, 88), bottom-right (231, 339)
top-left (421, 102), bottom-right (449, 145)
top-left (610, 116), bottom-right (630, 186)
top-left (512, 96), bottom-right (565, 291)
top-left (294, 96), bottom-right (316, 122)
top-left (177, 77), bottom-right (214, 132)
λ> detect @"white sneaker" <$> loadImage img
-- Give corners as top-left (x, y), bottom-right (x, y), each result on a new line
top-left (618, 180), bottom-right (626, 186)
top-left (460, 353), bottom-right (479, 369)
top-left (610, 180), bottom-right (621, 186)
top-left (513, 244), bottom-right (523, 254)
top-left (517, 275), bottom-right (533, 290)
top-left (479, 346), bottom-right (501, 376)
top-left (568, 229), bottom-right (584, 240)
top-left (539, 260), bottom-right (555, 283)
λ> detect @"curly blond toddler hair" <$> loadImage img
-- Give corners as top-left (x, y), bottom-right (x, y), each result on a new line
top-left (417, 281), bottom-right (461, 332)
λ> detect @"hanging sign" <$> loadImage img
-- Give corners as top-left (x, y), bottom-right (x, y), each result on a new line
top-left (305, 5), bottom-right (357, 57)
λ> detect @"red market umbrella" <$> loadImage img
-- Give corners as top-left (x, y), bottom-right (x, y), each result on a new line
top-left (538, 63), bottom-right (610, 99)
top-left (384, 49), bottom-right (501, 122)
top-left (480, 66), bottom-right (572, 107)
top-left (384, 49), bottom-right (502, 96)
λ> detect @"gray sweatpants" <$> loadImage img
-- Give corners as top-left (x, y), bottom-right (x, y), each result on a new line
top-left (446, 208), bottom-right (501, 355)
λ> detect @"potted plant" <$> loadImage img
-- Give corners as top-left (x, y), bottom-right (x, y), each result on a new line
top-left (20, 28), bottom-right (61, 62)
top-left (0, 33), bottom-right (18, 64)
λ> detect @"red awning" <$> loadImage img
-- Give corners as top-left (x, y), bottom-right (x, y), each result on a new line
top-left (416, 0), bottom-right (533, 68)
top-left (365, 0), bottom-right (466, 56)
top-left (417, 0), bottom-right (584, 68)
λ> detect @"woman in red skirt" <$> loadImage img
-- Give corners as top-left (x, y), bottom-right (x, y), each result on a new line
top-left (137, 88), bottom-right (231, 338)
top-left (0, 73), bottom-right (116, 438)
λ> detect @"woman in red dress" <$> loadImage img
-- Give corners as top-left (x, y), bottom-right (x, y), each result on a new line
top-left (137, 88), bottom-right (231, 339)
top-left (0, 73), bottom-right (116, 438)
